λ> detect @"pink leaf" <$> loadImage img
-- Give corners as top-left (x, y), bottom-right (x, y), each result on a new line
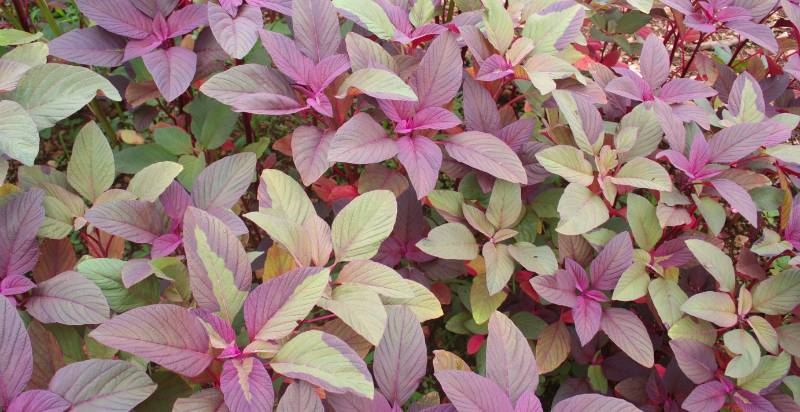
top-left (529, 270), bottom-right (577, 308)
top-left (552, 394), bottom-right (640, 412)
top-left (75, 0), bottom-right (152, 39)
top-left (49, 27), bottom-right (127, 67)
top-left (221, 358), bottom-right (274, 412)
top-left (444, 131), bottom-right (527, 184)
top-left (292, 126), bottom-right (334, 186)
top-left (462, 73), bottom-right (501, 133)
top-left (639, 34), bottom-right (670, 90)
top-left (6, 390), bottom-right (69, 412)
top-left (259, 30), bottom-right (315, 86)
top-left (0, 189), bottom-right (44, 279)
top-left (589, 231), bottom-right (633, 291)
top-left (167, 4), bottom-right (207, 38)
top-left (0, 274), bottom-right (36, 296)
top-left (143, 47), bottom-right (197, 102)
top-left (292, 0), bottom-right (341, 63)
top-left (708, 123), bottom-right (768, 164)
top-left (600, 307), bottom-right (655, 367)
top-left (174, 389), bottom-right (228, 412)
top-left (396, 135), bottom-right (442, 199)
top-left (710, 179), bottom-right (758, 227)
top-left (487, 312), bottom-right (539, 402)
top-left (329, 113), bottom-right (398, 164)
top-left (411, 32), bottom-right (462, 109)
top-left (573, 297), bottom-right (602, 346)
top-left (26, 271), bottom-right (110, 325)
top-left (399, 107), bottom-right (461, 133)
top-left (192, 152), bottom-right (257, 211)
top-left (85, 200), bottom-right (164, 244)
top-left (208, 3), bottom-right (262, 59)
top-left (0, 297), bottom-right (31, 408)
top-left (682, 381), bottom-right (728, 412)
top-left (374, 306), bottom-right (427, 406)
top-left (435, 370), bottom-right (514, 412)
top-left (657, 79), bottom-right (718, 104)
top-left (670, 339), bottom-right (718, 384)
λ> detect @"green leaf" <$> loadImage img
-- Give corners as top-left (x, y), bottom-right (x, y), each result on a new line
top-left (522, 3), bottom-right (583, 55)
top-left (416, 222), bottom-right (479, 260)
top-left (747, 315), bottom-right (779, 354)
top-left (723, 329), bottom-right (761, 378)
top-left (616, 10), bottom-right (651, 33)
top-left (483, 0), bottom-right (514, 53)
top-left (612, 260), bottom-right (649, 301)
top-left (668, 317), bottom-right (717, 346)
top-left (333, 0), bottom-right (395, 40)
top-left (556, 183), bottom-right (609, 235)
top-left (471, 273), bottom-right (507, 324)
top-left (684, 239), bottom-right (736, 292)
top-left (0, 29), bottom-right (42, 46)
top-left (13, 63), bottom-right (121, 130)
top-left (271, 330), bottom-right (374, 398)
top-left (751, 229), bottom-right (792, 257)
top-left (534, 145), bottom-right (594, 186)
top-left (486, 180), bottom-right (522, 229)
top-left (765, 144), bottom-right (800, 164)
top-left (681, 291), bottom-right (737, 327)
top-left (193, 225), bottom-right (248, 322)
top-left (186, 95), bottom-right (238, 150)
top-left (409, 0), bottom-right (435, 27)
top-left (0, 100), bottom-right (38, 165)
top-left (67, 122), bottom-right (114, 202)
top-left (738, 352), bottom-right (791, 393)
top-left (127, 161), bottom-right (183, 202)
top-left (77, 258), bottom-right (159, 312)
top-left (154, 127), bottom-right (193, 155)
top-left (428, 190), bottom-right (464, 219)
top-left (751, 269), bottom-right (800, 315)
top-left (259, 169), bottom-right (315, 226)
top-left (626, 193), bottom-right (661, 250)
top-left (336, 260), bottom-right (413, 299)
top-left (693, 195), bottom-right (726, 236)
top-left (625, 0), bottom-right (653, 14)
top-left (508, 242), bottom-right (557, 275)
top-left (648, 277), bottom-right (688, 327)
top-left (484, 243), bottom-right (515, 295)
top-left (588, 364), bottom-right (608, 393)
top-left (332, 190), bottom-right (397, 261)
top-left (610, 157), bottom-right (672, 191)
top-left (381, 279), bottom-right (443, 322)
top-left (321, 284), bottom-right (387, 345)
top-left (115, 144), bottom-right (176, 174)
top-left (336, 68), bottom-right (418, 101)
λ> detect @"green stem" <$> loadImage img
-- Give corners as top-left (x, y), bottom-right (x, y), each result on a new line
top-left (89, 100), bottom-right (118, 145)
top-left (445, 0), bottom-right (456, 22)
top-left (2, 5), bottom-right (25, 30)
top-left (36, 0), bottom-right (61, 35)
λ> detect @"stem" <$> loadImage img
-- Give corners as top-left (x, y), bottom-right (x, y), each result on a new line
top-left (445, 0), bottom-right (456, 23)
top-left (242, 113), bottom-right (254, 144)
top-left (36, 0), bottom-right (61, 35)
top-left (681, 33), bottom-right (707, 77)
top-left (299, 313), bottom-right (336, 325)
top-left (2, 4), bottom-right (25, 30)
top-left (11, 0), bottom-right (30, 32)
top-left (727, 37), bottom-right (747, 66)
top-left (89, 100), bottom-right (118, 145)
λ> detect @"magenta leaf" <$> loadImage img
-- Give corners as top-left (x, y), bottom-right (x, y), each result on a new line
top-left (49, 27), bottom-right (127, 67)
top-left (487, 312), bottom-right (539, 403)
top-left (173, 389), bottom-right (228, 412)
top-left (374, 306), bottom-right (427, 406)
top-left (26, 271), bottom-right (110, 325)
top-left (682, 381), bottom-right (729, 412)
top-left (444, 131), bottom-right (527, 184)
top-left (6, 390), bottom-right (69, 412)
top-left (588, 231), bottom-right (633, 291)
top-left (670, 339), bottom-right (718, 384)
top-left (0, 296), bottom-right (31, 408)
top-left (75, 0), bottom-right (153, 39)
top-left (573, 296), bottom-right (602, 345)
top-left (410, 31), bottom-right (462, 109)
top-left (48, 359), bottom-right (156, 412)
top-left (166, 4), bottom-right (207, 38)
top-left (1, 274), bottom-right (36, 296)
top-left (329, 113), bottom-right (398, 164)
top-left (85, 199), bottom-right (164, 244)
top-left (292, 0), bottom-right (341, 63)
top-left (708, 123), bottom-right (768, 164)
top-left (142, 47), bottom-right (198, 102)
top-left (291, 126), bottom-right (334, 186)
top-left (600, 307), bottom-right (655, 368)
top-left (514, 390), bottom-right (544, 412)
top-left (530, 268), bottom-right (578, 308)
top-left (90, 304), bottom-right (214, 376)
top-left (208, 3), bottom-right (263, 59)
top-left (221, 357), bottom-right (274, 412)
top-left (552, 394), bottom-right (640, 411)
top-left (130, 0), bottom-right (179, 17)
top-left (259, 29), bottom-right (315, 86)
top-left (435, 370), bottom-right (514, 412)
top-left (396, 135), bottom-right (443, 199)
top-left (462, 73), bottom-right (501, 134)
top-left (657, 79), bottom-right (718, 104)
top-left (0, 189), bottom-right (44, 279)
top-left (710, 179), bottom-right (758, 227)
top-left (639, 35), bottom-right (669, 90)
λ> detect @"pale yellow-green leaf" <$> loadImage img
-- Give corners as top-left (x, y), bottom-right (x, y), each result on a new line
top-left (253, 268), bottom-right (330, 341)
top-left (337, 260), bottom-right (413, 298)
top-left (747, 315), bottom-right (779, 354)
top-left (432, 350), bottom-right (471, 372)
top-left (193, 227), bottom-right (247, 322)
top-left (321, 284), bottom-right (387, 346)
top-left (556, 183), bottom-right (609, 235)
top-left (522, 4), bottom-right (583, 55)
top-left (245, 209), bottom-right (311, 266)
top-left (336, 68), bottom-right (417, 101)
top-left (535, 321), bottom-right (570, 374)
top-left (551, 91), bottom-right (600, 154)
top-left (332, 190), bottom-right (397, 261)
top-left (751, 269), bottom-right (800, 315)
top-left (483, 0), bottom-right (514, 53)
top-left (0, 100), bottom-right (39, 166)
top-left (332, 0), bottom-right (395, 40)
top-left (67, 122), bottom-right (114, 202)
top-left (416, 222), bottom-right (479, 260)
top-left (610, 157), bottom-right (672, 191)
top-left (0, 29), bottom-right (42, 46)
top-left (535, 145), bottom-right (594, 186)
top-left (382, 279), bottom-right (442, 322)
top-left (681, 291), bottom-right (737, 327)
top-left (483, 243), bottom-right (515, 295)
top-left (738, 352), bottom-right (791, 393)
top-left (470, 273), bottom-right (507, 324)
top-left (612, 262), bottom-right (649, 302)
top-left (693, 195), bottom-right (726, 236)
top-left (626, 0), bottom-right (653, 13)
top-left (409, 0), bottom-right (435, 27)
top-left (427, 190), bottom-right (464, 219)
top-left (127, 161), bottom-right (183, 202)
top-left (626, 193), bottom-right (661, 250)
top-left (508, 242), bottom-right (557, 275)
top-left (668, 317), bottom-right (717, 346)
top-left (259, 169), bottom-right (314, 225)
top-left (685, 239), bottom-right (736, 292)
top-left (723, 329), bottom-right (761, 378)
top-left (463, 204), bottom-right (495, 238)
top-left (649, 277), bottom-right (688, 327)
top-left (486, 179), bottom-right (522, 229)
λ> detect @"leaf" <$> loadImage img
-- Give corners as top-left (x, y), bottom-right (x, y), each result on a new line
top-left (173, 389), bottom-right (227, 412)
top-left (556, 183), bottom-right (609, 235)
top-left (487, 311), bottom-right (538, 402)
top-left (508, 242), bottom-right (557, 275)
top-left (337, 68), bottom-right (417, 101)
top-left (435, 370), bottom-right (514, 412)
top-left (142, 47), bottom-right (197, 103)
top-left (321, 284), bottom-right (386, 345)
top-left (0, 189), bottom-right (45, 278)
top-left (244, 267), bottom-right (329, 343)
top-left (522, 3), bottom-right (584, 55)
top-left (737, 352), bottom-right (791, 393)
top-left (332, 190), bottom-right (397, 261)
top-left (535, 321), bottom-right (570, 374)
top-left (48, 359), bottom-right (156, 412)
top-left (396, 135), bottom-right (442, 199)
top-left (89, 304), bottom-right (213, 377)
top-left (291, 126), bottom-right (333, 186)
top-left (127, 161), bottom-right (183, 202)
top-left (612, 262), bottom-right (649, 302)
top-left (0, 297), bottom-right (31, 407)
top-left (471, 273), bottom-right (507, 324)
top-left (257, 168), bottom-right (314, 225)
top-left (409, 31), bottom-right (461, 108)
top-left (374, 306), bottom-right (426, 405)
top-left (381, 279), bottom-right (443, 322)
top-left (600, 307), bottom-right (654, 367)
top-left (670, 339), bottom-right (717, 384)
top-left (693, 195), bottom-right (726, 236)
top-left (328, 113), bottom-right (396, 164)
top-left (13, 63), bottom-right (121, 130)
top-left (648, 277), bottom-right (688, 327)
top-left (589, 231), bottom-right (634, 291)
top-left (710, 179), bottom-right (758, 227)
top-left (534, 145), bottom-right (594, 186)
top-left (84, 200), bottom-right (162, 243)
top-left (5, 389), bottom-right (70, 412)
top-left (483, 0), bottom-right (514, 53)
top-left (627, 0), bottom-right (653, 13)
top-left (74, 0), bottom-right (153, 38)
top-left (708, 123), bottom-right (768, 164)
top-left (276, 382), bottom-right (323, 412)
top-left (682, 381), bottom-right (728, 412)
top-left (610, 157), bottom-right (672, 191)
top-left (0, 29), bottom-right (43, 46)
top-left (552, 394), bottom-right (640, 412)
top-left (208, 3), bottom-right (262, 59)
top-left (626, 193), bottom-right (661, 250)
top-left (684, 239), bottom-right (736, 292)
top-left (751, 269), bottom-right (800, 315)
top-left (271, 330), bottom-right (374, 398)
top-left (748, 315), bottom-right (779, 354)
top-left (66, 122), bottom-right (114, 202)
top-left (445, 132), bottom-right (527, 184)
top-left (551, 90), bottom-right (603, 154)
top-left (345, 32), bottom-right (395, 72)
top-left (681, 291), bottom-right (738, 327)
top-left (183, 207), bottom-right (251, 321)
top-left (669, 317), bottom-right (717, 347)
top-left (220, 358), bottom-right (274, 412)
top-left (723, 329), bottom-right (760, 378)
top-left (49, 26), bottom-right (126, 67)
top-left (332, 0), bottom-right (395, 40)
top-left (336, 260), bottom-right (413, 298)
top-left (0, 100), bottom-right (38, 166)
top-left (77, 258), bottom-right (158, 312)
top-left (26, 271), bottom-right (110, 325)
top-left (416, 223), bottom-right (478, 260)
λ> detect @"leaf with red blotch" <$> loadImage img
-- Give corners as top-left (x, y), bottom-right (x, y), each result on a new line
top-left (49, 27), bottom-right (127, 67)
top-left (292, 0), bottom-right (341, 63)
top-left (75, 0), bottom-right (152, 39)
top-left (90, 304), bottom-right (213, 377)
top-left (0, 189), bottom-right (44, 279)
top-left (0, 296), bottom-right (31, 408)
top-left (444, 132), bottom-right (527, 184)
top-left (435, 370), bottom-right (514, 412)
top-left (600, 307), bottom-right (654, 368)
top-left (374, 306), bottom-right (427, 406)
top-left (487, 312), bottom-right (539, 403)
top-left (166, 4), bottom-right (207, 38)
top-left (221, 358), bottom-right (274, 412)
top-left (329, 113), bottom-right (398, 164)
top-left (26, 271), bottom-right (110, 325)
top-left (552, 394), bottom-right (640, 411)
top-left (397, 135), bottom-right (443, 199)
top-left (143, 47), bottom-right (197, 103)
top-left (291, 126), bottom-right (334, 186)
top-left (208, 3), bottom-right (262, 59)
top-left (410, 31), bottom-right (462, 109)
top-left (589, 231), bottom-right (633, 291)
top-left (670, 339), bottom-right (718, 384)
top-left (6, 390), bottom-right (69, 412)
top-left (682, 381), bottom-right (728, 412)
top-left (710, 179), bottom-right (758, 227)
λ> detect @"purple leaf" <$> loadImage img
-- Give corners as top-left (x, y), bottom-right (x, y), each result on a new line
top-left (552, 394), bottom-right (640, 411)
top-left (710, 179), bottom-right (758, 227)
top-left (208, 3), bottom-right (263, 59)
top-left (221, 358), bottom-right (274, 412)
top-left (327, 391), bottom-right (392, 412)
top-left (292, 0), bottom-right (341, 63)
top-left (192, 152), bottom-right (256, 211)
top-left (410, 31), bottom-right (462, 109)
top-left (143, 47), bottom-right (197, 103)
top-left (589, 231), bottom-right (633, 291)
top-left (6, 390), bottom-right (69, 412)
top-left (49, 27), bottom-right (127, 67)
top-left (708, 123), bottom-right (768, 164)
top-left (309, 54), bottom-right (350, 92)
top-left (0, 189), bottom-right (44, 279)
top-left (573, 297), bottom-right (602, 346)
top-left (600, 307), bottom-right (655, 368)
top-left (329, 113), bottom-right (398, 164)
top-left (75, 0), bottom-right (152, 39)
top-left (121, 259), bottom-right (153, 288)
top-left (444, 132), bottom-right (527, 184)
top-left (26, 271), bottom-right (110, 325)
top-left (682, 381), bottom-right (729, 412)
top-left (529, 269), bottom-right (577, 307)
top-left (167, 4), bottom-right (207, 38)
top-left (90, 304), bottom-right (213, 376)
top-left (48, 359), bottom-right (156, 411)
top-left (374, 306), bottom-right (427, 405)
top-left (396, 135), bottom-right (442, 199)
top-left (487, 312), bottom-right (539, 403)
top-left (462, 73), bottom-right (501, 133)
top-left (207, 207), bottom-right (249, 236)
top-left (248, 0), bottom-right (292, 15)
top-left (669, 339), bottom-right (718, 384)
top-left (259, 30), bottom-right (315, 86)
top-left (435, 370), bottom-right (515, 412)
top-left (1, 274), bottom-right (36, 296)
top-left (726, 20), bottom-right (779, 54)
top-left (657, 79), bottom-right (718, 104)
top-left (0, 296), bottom-right (31, 408)
top-left (640, 34), bottom-right (670, 90)
top-left (160, 180), bottom-right (192, 222)
top-left (200, 64), bottom-right (301, 114)
top-left (728, 72), bottom-right (765, 117)
top-left (399, 107), bottom-right (462, 133)
top-left (276, 382), bottom-right (323, 412)
top-left (174, 388), bottom-right (228, 412)
top-left (130, 0), bottom-right (179, 17)
top-left (291, 126), bottom-right (334, 186)
top-left (514, 391), bottom-right (544, 412)
top-left (151, 233), bottom-right (182, 258)
top-left (85, 200), bottom-right (164, 244)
